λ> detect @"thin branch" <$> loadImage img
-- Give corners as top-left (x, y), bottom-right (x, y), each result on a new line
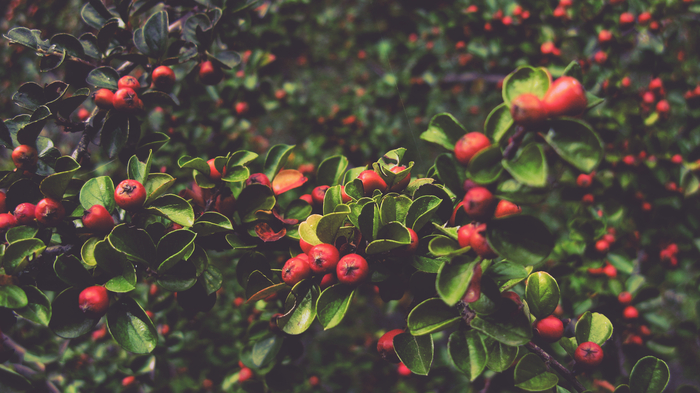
top-left (525, 341), bottom-right (586, 393)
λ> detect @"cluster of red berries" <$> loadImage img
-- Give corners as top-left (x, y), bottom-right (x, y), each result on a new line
top-left (0, 194), bottom-right (66, 230)
top-left (659, 243), bottom-right (679, 267)
top-left (93, 75), bottom-right (144, 113)
top-left (510, 76), bottom-right (588, 127)
top-left (639, 77), bottom-right (670, 116)
top-left (282, 242), bottom-right (369, 288)
top-left (594, 229), bottom-right (616, 255)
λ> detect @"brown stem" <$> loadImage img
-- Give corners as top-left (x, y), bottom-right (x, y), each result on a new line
top-left (525, 341), bottom-right (586, 393)
top-left (502, 125), bottom-right (527, 160)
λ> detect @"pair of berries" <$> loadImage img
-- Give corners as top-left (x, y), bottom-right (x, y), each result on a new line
top-left (510, 76), bottom-right (588, 126)
top-left (281, 243), bottom-right (369, 287)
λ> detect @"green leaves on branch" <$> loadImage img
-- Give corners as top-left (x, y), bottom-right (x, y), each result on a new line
top-left (394, 333), bottom-right (434, 376)
top-left (513, 353), bottom-right (558, 391)
top-left (525, 271), bottom-right (560, 319)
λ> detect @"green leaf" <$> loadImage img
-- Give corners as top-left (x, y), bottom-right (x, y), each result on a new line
top-left (502, 143), bottom-right (547, 188)
top-left (394, 333), bottom-right (434, 376)
top-left (49, 288), bottom-right (99, 338)
top-left (559, 337), bottom-right (578, 358)
top-left (144, 173), bottom-right (175, 205)
top-left (298, 214), bottom-right (323, 246)
top-left (86, 66), bottom-right (119, 90)
top-left (316, 208), bottom-right (351, 245)
top-left (40, 156), bottom-right (80, 200)
top-left (127, 154), bottom-right (150, 189)
top-left (17, 106), bottom-right (52, 146)
top-left (212, 50), bottom-right (242, 69)
top-left (316, 284), bottom-right (356, 330)
top-left (525, 271), bottom-right (561, 319)
top-left (54, 254), bottom-right (94, 288)
top-left (3, 27), bottom-right (38, 50)
top-left (471, 312), bottom-right (533, 346)
top-left (575, 311), bottom-right (614, 346)
top-left (448, 330), bottom-right (488, 381)
top-left (406, 195), bottom-right (442, 232)
top-left (93, 240), bottom-right (137, 292)
top-left (237, 184), bottom-right (276, 223)
top-left (484, 337), bottom-right (519, 372)
top-left (502, 66), bottom-right (551, 106)
top-left (252, 335), bottom-right (284, 368)
top-left (317, 155), bottom-right (349, 187)
top-left (607, 253), bottom-right (634, 275)
top-left (514, 353), bottom-right (559, 391)
top-left (192, 212), bottom-right (233, 236)
top-left (264, 144), bottom-right (296, 180)
top-left (177, 155), bottom-right (211, 176)
top-left (467, 145), bottom-right (504, 184)
top-left (437, 256), bottom-right (476, 306)
top-left (143, 11), bottom-right (168, 59)
top-left (545, 119), bottom-right (604, 173)
top-left (365, 221), bottom-right (411, 254)
top-left (563, 60), bottom-right (583, 81)
top-left (108, 224), bottom-right (157, 265)
top-left (487, 215), bottom-right (554, 266)
top-left (420, 113), bottom-right (466, 151)
top-left (107, 296), bottom-right (158, 354)
top-left (157, 229), bottom-right (197, 272)
top-left (358, 202), bottom-right (380, 242)
top-left (201, 265), bottom-right (223, 295)
top-left (79, 176), bottom-right (116, 212)
top-left (12, 82), bottom-right (45, 111)
top-left (407, 298), bottom-right (461, 336)
top-left (484, 103), bottom-right (515, 144)
top-left (629, 356), bottom-right (670, 393)
top-left (100, 110), bottom-right (130, 159)
top-left (278, 281), bottom-right (319, 335)
top-left (5, 226), bottom-right (37, 243)
top-left (0, 285), bottom-right (28, 309)
top-left (14, 285), bottom-right (51, 326)
top-left (2, 238), bottom-right (46, 275)
top-left (435, 153), bottom-right (465, 197)
top-left (147, 194), bottom-right (195, 227)
top-left (156, 259), bottom-right (197, 292)
top-left (485, 261), bottom-right (529, 282)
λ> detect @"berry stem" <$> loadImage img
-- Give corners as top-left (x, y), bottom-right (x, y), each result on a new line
top-left (524, 341), bottom-right (586, 393)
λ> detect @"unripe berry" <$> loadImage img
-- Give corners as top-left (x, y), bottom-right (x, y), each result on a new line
top-left (454, 132), bottom-right (490, 166)
top-left (574, 342), bottom-right (604, 368)
top-left (533, 315), bottom-right (564, 342)
top-left (377, 329), bottom-right (404, 363)
top-left (78, 286), bottom-right (110, 317)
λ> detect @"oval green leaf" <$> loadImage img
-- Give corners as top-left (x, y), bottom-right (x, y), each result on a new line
top-left (487, 215), bottom-right (554, 266)
top-left (107, 296), bottom-right (158, 354)
top-left (407, 298), bottom-right (461, 336)
top-left (316, 284), bottom-right (356, 330)
top-left (525, 271), bottom-right (561, 319)
top-left (394, 332), bottom-right (434, 376)
top-left (629, 356), bottom-right (670, 393)
top-left (514, 353), bottom-right (559, 391)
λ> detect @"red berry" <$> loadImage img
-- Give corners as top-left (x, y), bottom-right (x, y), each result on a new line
top-left (78, 286), bottom-right (110, 317)
top-left (82, 204), bottom-right (114, 234)
top-left (541, 42), bottom-right (555, 55)
top-left (462, 264), bottom-right (483, 303)
top-left (300, 194), bottom-right (313, 205)
top-left (462, 186), bottom-right (495, 221)
top-left (300, 238), bottom-right (314, 254)
top-left (214, 193), bottom-right (236, 217)
top-left (235, 101), bottom-right (249, 114)
top-left (35, 198), bottom-right (65, 226)
top-left (510, 93), bottom-right (547, 126)
top-left (671, 154), bottom-right (683, 164)
top-left (115, 180), bottom-right (147, 211)
top-left (623, 305), bottom-right (639, 320)
top-left (620, 12), bottom-right (635, 26)
top-left (0, 213), bottom-right (18, 231)
top-left (117, 75), bottom-right (140, 90)
top-left (357, 170), bottom-right (388, 196)
top-left (309, 375), bottom-right (320, 387)
top-left (457, 223), bottom-right (476, 248)
top-left (377, 329), bottom-right (404, 363)
top-left (281, 257), bottom-right (312, 286)
top-left (238, 367), bottom-right (253, 382)
top-left (454, 132), bottom-right (490, 166)
top-left (207, 158), bottom-right (222, 181)
top-left (533, 316), bottom-right (564, 343)
top-left (656, 99), bottom-right (670, 114)
top-left (12, 145), bottom-right (38, 171)
top-left (340, 186), bottom-right (352, 203)
top-left (542, 77), bottom-right (588, 118)
top-left (13, 203), bottom-right (35, 225)
top-left (598, 30), bottom-right (612, 43)
top-left (394, 227), bottom-right (419, 256)
top-left (0, 191), bottom-right (6, 213)
top-left (582, 194), bottom-right (595, 205)
top-left (602, 263), bottom-right (617, 278)
top-left (574, 342), bottom-right (604, 368)
top-left (638, 11), bottom-right (652, 25)
top-left (648, 77), bottom-right (663, 92)
top-left (319, 273), bottom-right (337, 290)
top-left (93, 89), bottom-right (114, 109)
top-left (618, 291), bottom-right (632, 305)
top-left (245, 173), bottom-right (271, 188)
top-left (577, 173), bottom-right (593, 188)
top-left (621, 77), bottom-right (631, 88)
top-left (595, 239), bottom-right (609, 253)
top-left (389, 166), bottom-right (410, 192)
top-left (199, 61), bottom-right (224, 85)
top-left (113, 88), bottom-right (141, 113)
top-left (336, 254), bottom-right (369, 286)
top-left (311, 185), bottom-right (330, 207)
top-left (77, 107), bottom-right (90, 121)
top-left (152, 66), bottom-right (176, 91)
top-left (122, 376), bottom-right (136, 387)
top-left (594, 50), bottom-right (608, 64)
top-left (493, 199), bottom-right (521, 218)
top-left (307, 244), bottom-right (340, 274)
top-left (397, 363), bottom-right (412, 376)
top-left (470, 223), bottom-right (498, 259)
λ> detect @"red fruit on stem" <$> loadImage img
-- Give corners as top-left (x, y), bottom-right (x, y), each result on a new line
top-left (13, 203), bottom-right (35, 225)
top-left (300, 194), bottom-right (313, 205)
top-left (340, 185), bottom-right (352, 203)
top-left (118, 75), bottom-right (140, 90)
top-left (377, 329), bottom-right (404, 363)
top-left (454, 132), bottom-right (490, 166)
top-left (122, 376), bottom-right (136, 387)
top-left (656, 99), bottom-right (670, 114)
top-left (648, 77), bottom-right (663, 91)
top-left (603, 234), bottom-right (615, 244)
top-left (320, 273), bottom-right (337, 290)
top-left (199, 61), bottom-right (224, 85)
top-left (0, 213), bottom-right (18, 231)
top-left (389, 165), bottom-right (410, 192)
top-left (457, 223), bottom-right (476, 248)
top-left (394, 227), bottom-right (419, 256)
top-left (12, 145), bottom-right (38, 171)
top-left (623, 305), bottom-right (639, 319)
top-left (152, 65), bottom-right (176, 91)
top-left (534, 315), bottom-right (564, 342)
top-left (312, 185), bottom-right (330, 207)
top-left (541, 42), bottom-right (555, 55)
top-left (470, 223), bottom-right (498, 259)
top-left (510, 93), bottom-right (547, 126)
top-left (603, 263), bottom-right (617, 278)
top-left (35, 198), bottom-right (65, 226)
top-left (308, 244), bottom-right (340, 274)
top-left (671, 154), bottom-right (683, 164)
top-left (462, 264), bottom-right (482, 302)
top-left (238, 367), bottom-right (253, 382)
top-left (397, 363), bottom-right (412, 376)
top-left (582, 194), bottom-right (595, 205)
top-left (595, 239), bottom-right (610, 253)
top-left (357, 170), bottom-right (387, 196)
top-left (638, 11), bottom-right (652, 25)
top-left (77, 108), bottom-right (90, 121)
top-left (463, 186), bottom-right (496, 221)
top-left (598, 30), bottom-right (612, 43)
top-left (208, 158), bottom-right (222, 181)
top-left (113, 88), bottom-right (141, 112)
top-left (93, 89), bottom-right (114, 109)
top-left (493, 199), bottom-right (521, 218)
top-left (336, 254), bottom-right (369, 286)
top-left (309, 376), bottom-right (320, 387)
top-left (115, 180), bottom-right (147, 211)
top-left (577, 173), bottom-right (593, 188)
top-left (79, 286), bottom-right (110, 317)
top-left (618, 291), bottom-right (633, 305)
top-left (0, 191), bottom-right (6, 213)
top-left (574, 342), bottom-right (604, 368)
top-left (245, 173), bottom-right (271, 188)
top-left (542, 76), bottom-right (588, 118)
top-left (281, 257), bottom-right (312, 286)
top-left (300, 238), bottom-right (314, 254)
top-left (82, 204), bottom-right (115, 233)
top-left (620, 12), bottom-right (635, 25)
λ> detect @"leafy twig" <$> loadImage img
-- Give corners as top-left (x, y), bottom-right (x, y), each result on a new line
top-left (525, 341), bottom-right (586, 393)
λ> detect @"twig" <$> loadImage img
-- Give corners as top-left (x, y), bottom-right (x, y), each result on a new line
top-left (502, 125), bottom-right (527, 160)
top-left (525, 341), bottom-right (586, 393)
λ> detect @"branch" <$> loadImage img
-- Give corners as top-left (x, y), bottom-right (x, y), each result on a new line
top-left (525, 341), bottom-right (586, 393)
